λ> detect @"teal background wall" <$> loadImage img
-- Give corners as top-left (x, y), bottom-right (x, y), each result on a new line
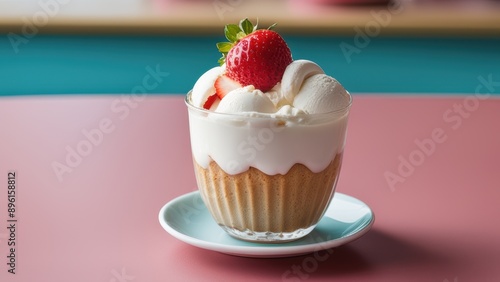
top-left (1, 35), bottom-right (499, 95)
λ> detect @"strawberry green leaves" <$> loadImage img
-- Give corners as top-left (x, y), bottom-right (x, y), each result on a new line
top-left (224, 24), bottom-right (241, 42)
top-left (216, 42), bottom-right (232, 53)
top-left (216, 18), bottom-right (273, 66)
top-left (267, 23), bottom-right (277, 30)
top-left (240, 18), bottom-right (255, 35)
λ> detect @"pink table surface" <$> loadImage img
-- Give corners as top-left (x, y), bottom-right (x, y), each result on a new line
top-left (0, 94), bottom-right (499, 282)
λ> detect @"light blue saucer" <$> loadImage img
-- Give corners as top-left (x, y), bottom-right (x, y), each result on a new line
top-left (159, 191), bottom-right (374, 258)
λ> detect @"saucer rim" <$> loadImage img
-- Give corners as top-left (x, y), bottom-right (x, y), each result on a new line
top-left (158, 191), bottom-right (374, 258)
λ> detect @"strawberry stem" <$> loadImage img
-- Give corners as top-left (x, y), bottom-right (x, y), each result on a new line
top-left (268, 23), bottom-right (277, 30)
top-left (217, 18), bottom-right (268, 66)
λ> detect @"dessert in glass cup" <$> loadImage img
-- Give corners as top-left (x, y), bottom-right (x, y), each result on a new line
top-left (185, 19), bottom-right (352, 242)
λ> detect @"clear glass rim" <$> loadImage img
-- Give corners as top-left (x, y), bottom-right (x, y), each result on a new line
top-left (185, 90), bottom-right (352, 119)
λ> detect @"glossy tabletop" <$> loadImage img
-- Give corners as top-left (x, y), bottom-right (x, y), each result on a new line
top-left (0, 94), bottom-right (499, 281)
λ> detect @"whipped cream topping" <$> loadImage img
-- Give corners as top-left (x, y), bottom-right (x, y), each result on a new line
top-left (190, 60), bottom-right (350, 115)
top-left (293, 74), bottom-right (350, 114)
top-left (216, 86), bottom-right (275, 114)
top-left (280, 60), bottom-right (324, 104)
top-left (187, 59), bottom-right (352, 175)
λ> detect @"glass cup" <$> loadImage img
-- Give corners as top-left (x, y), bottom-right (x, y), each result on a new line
top-left (185, 91), bottom-right (352, 242)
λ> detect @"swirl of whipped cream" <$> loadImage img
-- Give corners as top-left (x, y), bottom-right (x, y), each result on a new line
top-left (293, 74), bottom-right (351, 114)
top-left (280, 60), bottom-right (324, 104)
top-left (216, 86), bottom-right (275, 114)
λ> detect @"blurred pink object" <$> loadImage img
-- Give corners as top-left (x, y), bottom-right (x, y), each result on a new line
top-left (299, 0), bottom-right (390, 5)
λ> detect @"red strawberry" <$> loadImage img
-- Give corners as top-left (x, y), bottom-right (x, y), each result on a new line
top-left (214, 75), bottom-right (241, 99)
top-left (217, 19), bottom-right (292, 93)
top-left (203, 94), bottom-right (218, 110)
